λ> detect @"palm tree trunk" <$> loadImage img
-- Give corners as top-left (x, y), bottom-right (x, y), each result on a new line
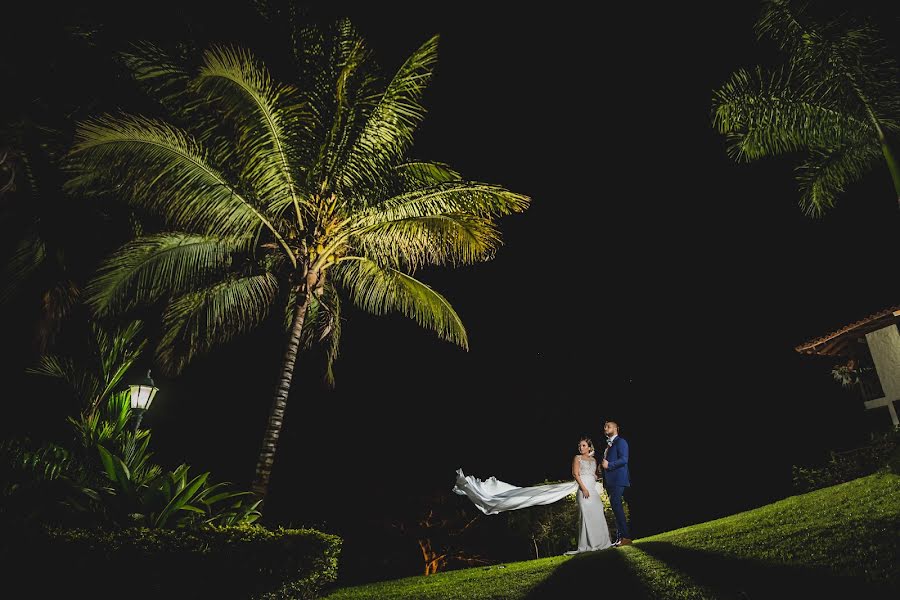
top-left (867, 114), bottom-right (900, 207)
top-left (880, 140), bottom-right (900, 207)
top-left (251, 293), bottom-right (311, 498)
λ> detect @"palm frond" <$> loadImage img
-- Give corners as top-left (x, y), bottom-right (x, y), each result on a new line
top-left (298, 283), bottom-right (343, 387)
top-left (796, 142), bottom-right (882, 216)
top-left (119, 42), bottom-right (198, 119)
top-left (85, 233), bottom-right (251, 317)
top-left (26, 354), bottom-right (100, 406)
top-left (309, 22), bottom-right (380, 196)
top-left (26, 354), bottom-right (74, 381)
top-left (755, 1), bottom-right (820, 55)
top-left (290, 19), bottom-right (331, 135)
top-left (120, 41), bottom-right (237, 164)
top-left (338, 35), bottom-right (439, 198)
top-left (755, 1), bottom-right (900, 129)
top-left (712, 67), bottom-right (871, 161)
top-left (754, 0), bottom-right (822, 52)
top-left (335, 257), bottom-right (467, 349)
top-left (290, 19), bottom-right (380, 198)
top-left (0, 231), bottom-right (46, 304)
top-left (354, 213), bottom-right (502, 271)
top-left (830, 23), bottom-right (900, 125)
top-left (360, 182), bottom-right (530, 224)
top-left (397, 161), bottom-right (462, 186)
top-left (1, 438), bottom-right (80, 483)
top-left (66, 115), bottom-right (283, 240)
top-left (91, 320), bottom-right (147, 406)
top-left (35, 279), bottom-right (81, 351)
top-left (322, 289), bottom-right (342, 387)
top-left (195, 46), bottom-right (313, 223)
top-left (156, 273), bottom-right (278, 374)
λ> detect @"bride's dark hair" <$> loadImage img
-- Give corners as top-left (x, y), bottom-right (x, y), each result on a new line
top-left (578, 436), bottom-right (596, 458)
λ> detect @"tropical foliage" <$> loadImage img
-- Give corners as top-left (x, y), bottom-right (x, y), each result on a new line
top-left (2, 319), bottom-right (260, 529)
top-left (66, 19), bottom-right (529, 497)
top-left (27, 319), bottom-right (146, 430)
top-left (95, 446), bottom-right (262, 528)
top-left (712, 0), bottom-right (900, 215)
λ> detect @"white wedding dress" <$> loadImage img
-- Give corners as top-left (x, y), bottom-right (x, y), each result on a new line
top-left (453, 457), bottom-right (612, 554)
top-left (567, 456), bottom-right (613, 553)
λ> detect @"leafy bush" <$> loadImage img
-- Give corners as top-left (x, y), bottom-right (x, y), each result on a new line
top-left (506, 489), bottom-right (577, 558)
top-left (94, 444), bottom-right (262, 528)
top-left (5, 524), bottom-right (341, 600)
top-left (792, 429), bottom-right (900, 493)
top-left (0, 437), bottom-right (99, 528)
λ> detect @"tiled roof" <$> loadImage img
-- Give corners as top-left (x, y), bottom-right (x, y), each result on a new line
top-left (795, 305), bottom-right (900, 356)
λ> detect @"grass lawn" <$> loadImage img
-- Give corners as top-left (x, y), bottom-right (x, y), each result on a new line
top-left (323, 472), bottom-right (900, 599)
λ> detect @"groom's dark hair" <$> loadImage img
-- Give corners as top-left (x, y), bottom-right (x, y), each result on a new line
top-left (605, 420), bottom-right (620, 432)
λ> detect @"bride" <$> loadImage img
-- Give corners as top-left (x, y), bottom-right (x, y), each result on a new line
top-left (453, 436), bottom-right (612, 554)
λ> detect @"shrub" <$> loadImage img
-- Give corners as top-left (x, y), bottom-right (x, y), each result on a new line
top-left (5, 524), bottom-right (341, 600)
top-left (792, 429), bottom-right (900, 493)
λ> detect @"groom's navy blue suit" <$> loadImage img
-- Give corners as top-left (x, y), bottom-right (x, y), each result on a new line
top-left (602, 436), bottom-right (631, 540)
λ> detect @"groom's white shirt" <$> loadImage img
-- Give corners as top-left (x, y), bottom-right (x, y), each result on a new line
top-left (604, 434), bottom-right (617, 458)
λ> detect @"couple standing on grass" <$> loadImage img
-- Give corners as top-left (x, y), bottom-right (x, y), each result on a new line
top-left (454, 420), bottom-right (632, 553)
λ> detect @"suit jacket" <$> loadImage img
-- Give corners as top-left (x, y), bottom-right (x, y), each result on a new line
top-left (602, 436), bottom-right (630, 487)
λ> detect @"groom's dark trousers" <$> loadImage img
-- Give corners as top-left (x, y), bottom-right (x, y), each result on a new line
top-left (603, 436), bottom-right (631, 540)
top-left (606, 485), bottom-right (629, 540)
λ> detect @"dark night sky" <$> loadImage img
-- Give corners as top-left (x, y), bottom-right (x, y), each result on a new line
top-left (4, 0), bottom-right (900, 581)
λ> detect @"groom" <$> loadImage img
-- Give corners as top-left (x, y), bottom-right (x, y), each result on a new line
top-left (601, 420), bottom-right (631, 546)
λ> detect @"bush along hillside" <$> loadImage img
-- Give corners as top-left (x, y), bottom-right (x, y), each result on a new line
top-left (793, 428), bottom-right (900, 493)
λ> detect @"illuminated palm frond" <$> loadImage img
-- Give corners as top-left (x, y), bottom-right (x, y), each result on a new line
top-left (335, 257), bottom-right (467, 349)
top-left (315, 25), bottom-right (379, 195)
top-left (196, 46), bottom-right (314, 223)
top-left (397, 161), bottom-right (462, 186)
top-left (338, 35), bottom-right (439, 198)
top-left (85, 233), bottom-right (252, 316)
top-left (157, 273), bottom-right (278, 374)
top-left (713, 67), bottom-right (869, 161)
top-left (67, 115), bottom-right (279, 238)
top-left (298, 283), bottom-right (343, 387)
top-left (354, 214), bottom-right (501, 271)
top-left (797, 143), bottom-right (882, 215)
top-left (363, 182), bottom-right (530, 223)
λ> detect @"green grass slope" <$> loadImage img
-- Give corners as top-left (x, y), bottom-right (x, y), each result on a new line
top-left (324, 472), bottom-right (900, 599)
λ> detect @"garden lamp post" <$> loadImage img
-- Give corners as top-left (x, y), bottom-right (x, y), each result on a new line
top-left (128, 369), bottom-right (159, 433)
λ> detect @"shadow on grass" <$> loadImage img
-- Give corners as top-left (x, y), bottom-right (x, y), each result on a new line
top-left (636, 541), bottom-right (897, 600)
top-left (524, 548), bottom-right (651, 600)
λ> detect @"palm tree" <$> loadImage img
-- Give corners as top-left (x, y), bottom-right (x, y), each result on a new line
top-left (1, 17), bottom-right (141, 355)
top-left (0, 127), bottom-right (83, 352)
top-left (66, 22), bottom-right (530, 498)
top-left (712, 0), bottom-right (900, 215)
